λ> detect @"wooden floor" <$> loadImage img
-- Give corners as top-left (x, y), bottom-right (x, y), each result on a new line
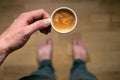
top-left (0, 0), bottom-right (120, 80)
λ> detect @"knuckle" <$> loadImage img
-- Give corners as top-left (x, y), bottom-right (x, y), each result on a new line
top-left (40, 9), bottom-right (45, 12)
top-left (17, 12), bottom-right (28, 21)
top-left (19, 12), bottom-right (27, 17)
top-left (19, 28), bottom-right (28, 35)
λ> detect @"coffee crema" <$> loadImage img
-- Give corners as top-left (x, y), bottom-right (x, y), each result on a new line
top-left (52, 9), bottom-right (75, 32)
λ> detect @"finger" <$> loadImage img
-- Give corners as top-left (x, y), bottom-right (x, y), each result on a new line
top-left (28, 18), bottom-right (51, 33)
top-left (39, 25), bottom-right (51, 35)
top-left (19, 9), bottom-right (50, 25)
top-left (26, 9), bottom-right (50, 19)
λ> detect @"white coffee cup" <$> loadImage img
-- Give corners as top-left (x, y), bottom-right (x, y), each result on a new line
top-left (51, 7), bottom-right (77, 33)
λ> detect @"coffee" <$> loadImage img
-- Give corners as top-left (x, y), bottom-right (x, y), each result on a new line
top-left (52, 9), bottom-right (75, 32)
top-left (51, 7), bottom-right (77, 33)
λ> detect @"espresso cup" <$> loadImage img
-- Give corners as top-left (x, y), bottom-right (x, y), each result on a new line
top-left (51, 7), bottom-right (77, 33)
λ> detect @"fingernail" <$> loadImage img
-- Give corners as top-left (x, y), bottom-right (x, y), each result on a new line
top-left (44, 18), bottom-right (51, 27)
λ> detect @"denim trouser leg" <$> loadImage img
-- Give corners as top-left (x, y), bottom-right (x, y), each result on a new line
top-left (70, 59), bottom-right (97, 80)
top-left (20, 60), bottom-right (55, 80)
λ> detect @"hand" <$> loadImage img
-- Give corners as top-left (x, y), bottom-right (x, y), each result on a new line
top-left (0, 9), bottom-right (51, 64)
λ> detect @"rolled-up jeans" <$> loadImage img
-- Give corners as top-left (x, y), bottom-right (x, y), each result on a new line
top-left (20, 59), bottom-right (97, 80)
top-left (70, 59), bottom-right (97, 80)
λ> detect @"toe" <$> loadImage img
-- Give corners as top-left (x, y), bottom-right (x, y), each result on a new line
top-left (47, 39), bottom-right (52, 46)
top-left (72, 39), bottom-right (77, 45)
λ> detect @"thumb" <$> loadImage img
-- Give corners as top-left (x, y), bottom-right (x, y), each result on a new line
top-left (28, 18), bottom-right (51, 33)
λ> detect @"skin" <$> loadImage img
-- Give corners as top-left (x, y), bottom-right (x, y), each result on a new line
top-left (0, 9), bottom-right (87, 65)
top-left (72, 39), bottom-right (88, 62)
top-left (37, 39), bottom-right (87, 62)
top-left (37, 39), bottom-right (52, 62)
top-left (0, 9), bottom-right (51, 65)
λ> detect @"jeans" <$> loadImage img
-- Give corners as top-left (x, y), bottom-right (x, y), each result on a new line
top-left (20, 59), bottom-right (97, 80)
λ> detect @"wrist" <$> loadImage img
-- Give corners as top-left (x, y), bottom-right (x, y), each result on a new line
top-left (0, 51), bottom-right (8, 65)
top-left (0, 35), bottom-right (10, 55)
top-left (0, 35), bottom-right (10, 65)
top-left (0, 45), bottom-right (8, 65)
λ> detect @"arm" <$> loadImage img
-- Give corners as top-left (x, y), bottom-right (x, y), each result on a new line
top-left (0, 9), bottom-right (51, 65)
top-left (0, 37), bottom-right (9, 65)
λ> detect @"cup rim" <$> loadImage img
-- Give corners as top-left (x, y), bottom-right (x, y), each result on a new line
top-left (51, 7), bottom-right (77, 34)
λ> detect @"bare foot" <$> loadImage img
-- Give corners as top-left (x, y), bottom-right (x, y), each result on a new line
top-left (72, 39), bottom-right (88, 62)
top-left (37, 39), bottom-right (52, 62)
